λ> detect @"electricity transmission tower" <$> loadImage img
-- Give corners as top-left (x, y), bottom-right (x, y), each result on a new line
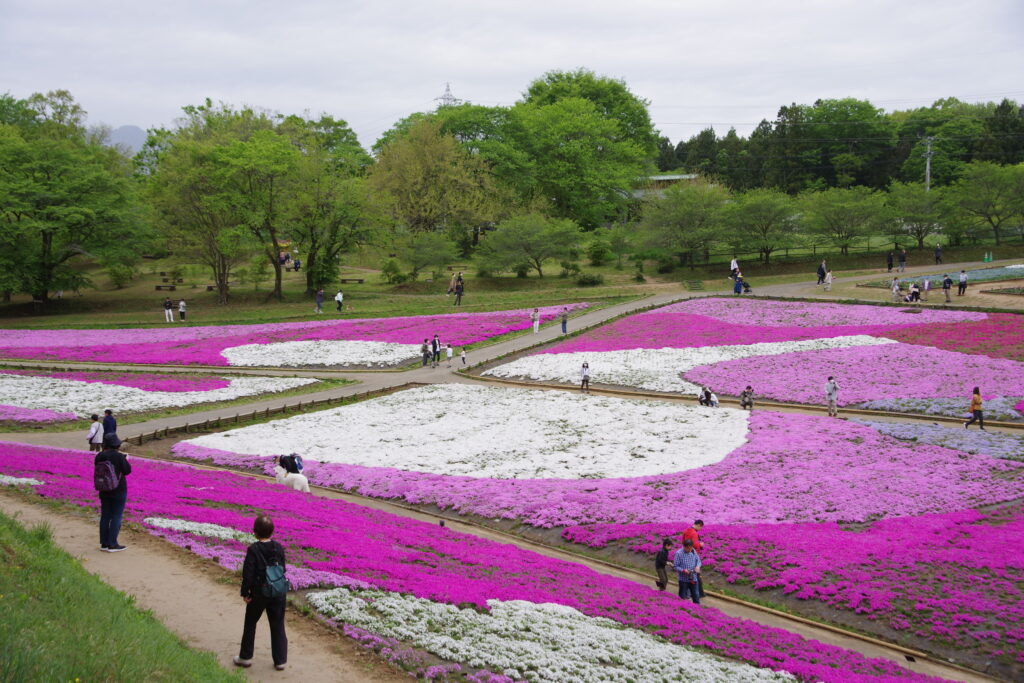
top-left (434, 83), bottom-right (462, 108)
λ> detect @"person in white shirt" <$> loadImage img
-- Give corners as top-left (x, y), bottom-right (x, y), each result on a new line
top-left (824, 270), bottom-right (833, 291)
top-left (86, 414), bottom-right (104, 452)
top-left (580, 362), bottom-right (591, 393)
top-left (334, 289), bottom-right (344, 311)
top-left (530, 308), bottom-right (540, 334)
top-left (729, 258), bottom-right (739, 279)
top-left (445, 344), bottom-right (454, 367)
top-left (178, 299), bottom-right (187, 321)
top-left (958, 270), bottom-right (968, 296)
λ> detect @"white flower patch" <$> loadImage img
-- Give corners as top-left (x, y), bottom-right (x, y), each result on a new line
top-left (484, 336), bottom-right (898, 393)
top-left (223, 340), bottom-right (422, 368)
top-left (183, 384), bottom-right (750, 479)
top-left (309, 588), bottom-right (794, 682)
top-left (0, 375), bottom-right (318, 418)
top-left (144, 517), bottom-right (255, 543)
top-left (0, 475), bottom-right (43, 486)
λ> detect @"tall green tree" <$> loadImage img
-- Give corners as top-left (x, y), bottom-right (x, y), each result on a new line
top-left (640, 181), bottom-right (729, 265)
top-left (722, 189), bottom-right (798, 263)
top-left (477, 213), bottom-right (581, 277)
top-left (947, 161), bottom-right (1023, 245)
top-left (886, 182), bottom-right (942, 248)
top-left (395, 231), bottom-right (458, 280)
top-left (800, 186), bottom-right (890, 255)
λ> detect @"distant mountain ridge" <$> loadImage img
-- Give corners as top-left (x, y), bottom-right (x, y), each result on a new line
top-left (109, 125), bottom-right (146, 154)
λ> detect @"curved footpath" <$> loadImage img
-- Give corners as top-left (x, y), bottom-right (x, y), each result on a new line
top-left (0, 266), bottom-right (1018, 681)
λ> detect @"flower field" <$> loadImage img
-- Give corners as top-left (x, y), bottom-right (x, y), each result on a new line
top-left (483, 298), bottom-right (1024, 419)
top-left (0, 442), bottom-right (940, 682)
top-left (0, 369), bottom-right (318, 423)
top-left (0, 305), bottom-right (587, 367)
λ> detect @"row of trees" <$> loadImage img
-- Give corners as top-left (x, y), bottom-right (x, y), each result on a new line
top-left (661, 97), bottom-right (1024, 192)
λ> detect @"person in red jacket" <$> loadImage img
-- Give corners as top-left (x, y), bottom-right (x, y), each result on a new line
top-left (682, 520), bottom-right (705, 597)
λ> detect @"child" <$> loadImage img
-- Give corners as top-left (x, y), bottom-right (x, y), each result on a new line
top-left (655, 538), bottom-right (673, 591)
top-left (460, 348), bottom-right (467, 366)
top-left (235, 515), bottom-right (288, 670)
top-left (580, 362), bottom-right (590, 393)
top-left (445, 343), bottom-right (453, 367)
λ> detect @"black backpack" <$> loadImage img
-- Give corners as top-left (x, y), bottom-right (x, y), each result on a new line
top-left (93, 459), bottom-right (120, 492)
top-left (254, 543), bottom-right (289, 599)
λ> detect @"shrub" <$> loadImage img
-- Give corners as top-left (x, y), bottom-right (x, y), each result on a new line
top-left (559, 260), bottom-right (581, 278)
top-left (587, 238), bottom-right (612, 266)
top-left (576, 272), bottom-right (605, 287)
top-left (106, 264), bottom-right (135, 289)
top-left (380, 259), bottom-right (407, 285)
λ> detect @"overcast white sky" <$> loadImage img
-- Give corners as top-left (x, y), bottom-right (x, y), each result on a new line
top-left (2, 0), bottom-right (1022, 148)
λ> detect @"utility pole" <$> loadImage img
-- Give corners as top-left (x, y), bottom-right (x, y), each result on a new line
top-left (922, 136), bottom-right (935, 191)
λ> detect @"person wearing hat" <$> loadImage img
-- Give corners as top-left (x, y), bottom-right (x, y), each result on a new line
top-left (95, 433), bottom-right (131, 552)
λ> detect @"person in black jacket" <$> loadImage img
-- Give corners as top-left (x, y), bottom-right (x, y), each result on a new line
top-left (102, 409), bottom-right (116, 436)
top-left (234, 515), bottom-right (288, 671)
top-left (654, 538), bottom-right (673, 591)
top-left (95, 433), bottom-right (131, 552)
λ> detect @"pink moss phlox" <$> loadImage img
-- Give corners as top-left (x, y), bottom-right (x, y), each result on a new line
top-left (0, 442), bottom-right (941, 682)
top-left (0, 404), bottom-right (76, 423)
top-left (659, 298), bottom-right (986, 327)
top-left (0, 305), bottom-right (588, 366)
top-left (684, 343), bottom-right (1024, 406)
top-left (172, 413), bottom-right (1023, 529)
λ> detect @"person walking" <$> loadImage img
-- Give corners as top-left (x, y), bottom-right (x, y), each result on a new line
top-left (898, 248), bottom-right (907, 273)
top-left (453, 281), bottom-right (464, 306)
top-left (580, 362), bottom-right (591, 393)
top-left (102, 409), bottom-right (117, 436)
top-left (314, 288), bottom-right (324, 314)
top-left (95, 433), bottom-right (130, 552)
top-left (958, 270), bottom-right (968, 296)
top-left (163, 297), bottom-right (174, 323)
top-left (334, 289), bottom-right (344, 312)
top-left (673, 539), bottom-right (702, 604)
top-left (178, 299), bottom-right (187, 321)
top-left (890, 277), bottom-right (902, 303)
top-left (824, 376), bottom-right (840, 417)
top-left (942, 274), bottom-right (953, 303)
top-left (733, 277), bottom-right (743, 295)
top-left (460, 348), bottom-right (467, 366)
top-left (965, 387), bottom-right (985, 431)
top-left (729, 257), bottom-right (739, 279)
top-left (886, 251), bottom-right (893, 273)
top-left (431, 335), bottom-right (441, 368)
top-left (292, 257), bottom-right (301, 272)
top-left (560, 307), bottom-right (569, 334)
top-left (816, 261), bottom-right (826, 285)
top-left (934, 244), bottom-right (942, 264)
top-left (739, 386), bottom-right (754, 410)
top-left (445, 343), bottom-right (453, 368)
top-left (682, 520), bottom-right (706, 597)
top-left (823, 269), bottom-right (833, 292)
top-left (654, 538), bottom-right (673, 591)
top-left (447, 271), bottom-right (458, 295)
top-left (86, 414), bottom-right (104, 451)
top-left (234, 515), bottom-right (288, 671)
top-left (420, 339), bottom-right (430, 367)
top-left (530, 308), bottom-right (541, 334)
top-left (921, 277), bottom-right (931, 301)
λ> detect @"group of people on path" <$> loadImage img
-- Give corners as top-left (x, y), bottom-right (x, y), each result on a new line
top-left (530, 307), bottom-right (572, 335)
top-left (729, 258), bottom-right (752, 295)
top-left (654, 521), bottom-right (707, 603)
top-left (448, 272), bottom-right (465, 306)
top-left (889, 270), bottom-right (968, 304)
top-left (815, 261), bottom-right (833, 291)
top-left (886, 249), bottom-right (908, 273)
top-left (421, 335), bottom-right (466, 368)
top-left (162, 298), bottom-right (186, 322)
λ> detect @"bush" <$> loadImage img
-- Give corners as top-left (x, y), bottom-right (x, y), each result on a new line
top-left (106, 264), bottom-right (135, 289)
top-left (576, 272), bottom-right (605, 286)
top-left (559, 260), bottom-right (581, 278)
top-left (380, 259), bottom-right (407, 284)
top-left (515, 264), bottom-right (530, 278)
top-left (656, 259), bottom-right (676, 274)
top-left (633, 262), bottom-right (646, 282)
top-left (587, 239), bottom-right (612, 266)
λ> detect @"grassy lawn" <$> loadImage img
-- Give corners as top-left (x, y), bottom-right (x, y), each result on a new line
top-left (0, 508), bottom-right (239, 682)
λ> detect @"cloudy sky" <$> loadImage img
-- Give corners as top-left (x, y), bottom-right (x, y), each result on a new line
top-left (3, 0), bottom-right (1022, 148)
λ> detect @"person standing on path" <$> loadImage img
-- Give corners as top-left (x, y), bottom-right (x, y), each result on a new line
top-left (234, 514), bottom-right (288, 671)
top-left (654, 538), bottom-right (673, 591)
top-left (958, 270), bottom-right (968, 296)
top-left (314, 288), bottom-right (324, 314)
top-left (86, 414), bottom-right (104, 451)
top-left (729, 257), bottom-right (739, 279)
top-left (460, 348), bottom-right (467, 366)
top-left (102, 409), bottom-right (117, 436)
top-left (816, 261), bottom-right (826, 285)
top-left (965, 387), bottom-right (985, 431)
top-left (824, 376), bottom-right (840, 417)
top-left (898, 249), bottom-right (907, 272)
top-left (445, 343), bottom-right (453, 368)
top-left (560, 307), bottom-right (569, 334)
top-left (95, 433), bottom-right (131, 552)
top-left (823, 270), bottom-right (833, 292)
top-left (942, 274), bottom-right (953, 302)
top-left (886, 252), bottom-right (894, 273)
top-left (431, 335), bottom-right (441, 368)
top-left (163, 297), bottom-right (174, 322)
top-left (334, 289), bottom-right (344, 312)
top-left (682, 520), bottom-right (706, 597)
top-left (580, 362), bottom-right (591, 393)
top-left (178, 299), bottom-right (187, 321)
top-left (530, 308), bottom-right (540, 334)
top-left (934, 244), bottom-right (942, 264)
top-left (420, 339), bottom-right (430, 367)
top-left (890, 277), bottom-right (902, 303)
top-left (921, 277), bottom-right (931, 301)
top-left (673, 539), bottom-right (702, 604)
top-left (453, 281), bottom-right (464, 306)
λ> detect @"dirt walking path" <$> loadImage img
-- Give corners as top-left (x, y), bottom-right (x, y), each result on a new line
top-left (0, 495), bottom-right (406, 683)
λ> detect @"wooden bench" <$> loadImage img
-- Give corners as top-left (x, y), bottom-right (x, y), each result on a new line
top-left (159, 271), bottom-right (167, 276)
top-left (685, 280), bottom-right (704, 291)
top-left (161, 277), bottom-right (184, 284)
top-left (155, 284), bottom-right (177, 291)
top-left (338, 278), bottom-right (364, 284)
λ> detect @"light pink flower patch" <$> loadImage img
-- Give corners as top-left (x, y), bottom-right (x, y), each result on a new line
top-left (0, 370), bottom-right (230, 392)
top-left (685, 343), bottom-right (1024, 406)
top-left (0, 404), bottom-right (76, 423)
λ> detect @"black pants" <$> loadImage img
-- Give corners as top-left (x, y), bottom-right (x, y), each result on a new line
top-left (966, 410), bottom-right (984, 429)
top-left (958, 283), bottom-right (967, 295)
top-left (99, 490), bottom-right (127, 547)
top-left (678, 578), bottom-right (700, 604)
top-left (239, 595), bottom-right (287, 665)
top-left (655, 565), bottom-right (668, 590)
top-left (336, 301), bottom-right (342, 311)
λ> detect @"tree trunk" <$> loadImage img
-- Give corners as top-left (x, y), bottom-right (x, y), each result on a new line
top-left (992, 223), bottom-right (1002, 245)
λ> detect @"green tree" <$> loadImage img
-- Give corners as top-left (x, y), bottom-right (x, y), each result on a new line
top-left (478, 213), bottom-right (582, 277)
top-left (722, 189), bottom-right (798, 263)
top-left (605, 224), bottom-right (634, 268)
top-left (947, 162), bottom-right (1023, 245)
top-left (655, 136), bottom-right (678, 171)
top-left (395, 232), bottom-right (459, 280)
top-left (800, 187), bottom-right (891, 255)
top-left (640, 181), bottom-right (729, 266)
top-left (886, 182), bottom-right (942, 248)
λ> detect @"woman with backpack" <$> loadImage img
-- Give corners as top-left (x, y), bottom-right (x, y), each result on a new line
top-left (235, 515), bottom-right (288, 671)
top-left (94, 433), bottom-right (130, 552)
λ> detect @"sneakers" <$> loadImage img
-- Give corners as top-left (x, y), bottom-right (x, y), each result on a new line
top-left (232, 656), bottom-right (252, 668)
top-left (100, 545), bottom-right (108, 551)
top-left (275, 663), bottom-right (287, 671)
top-left (106, 544), bottom-right (127, 553)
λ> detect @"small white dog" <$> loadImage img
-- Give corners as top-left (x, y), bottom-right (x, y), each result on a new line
top-left (274, 464), bottom-right (310, 493)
